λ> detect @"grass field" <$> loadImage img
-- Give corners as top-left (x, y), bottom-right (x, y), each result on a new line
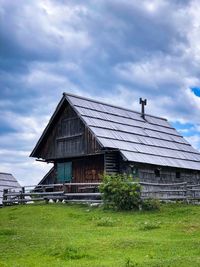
top-left (0, 203), bottom-right (200, 267)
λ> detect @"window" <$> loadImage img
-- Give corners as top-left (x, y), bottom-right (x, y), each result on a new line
top-left (58, 117), bottom-right (83, 137)
top-left (154, 168), bottom-right (160, 177)
top-left (56, 117), bottom-right (84, 157)
top-left (129, 164), bottom-right (138, 178)
top-left (57, 137), bottom-right (83, 156)
top-left (132, 167), bottom-right (138, 177)
top-left (176, 171), bottom-right (180, 179)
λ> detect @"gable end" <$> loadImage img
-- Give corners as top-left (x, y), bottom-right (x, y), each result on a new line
top-left (30, 97), bottom-right (102, 160)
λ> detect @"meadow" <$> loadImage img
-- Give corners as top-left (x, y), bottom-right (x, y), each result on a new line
top-left (0, 203), bottom-right (200, 267)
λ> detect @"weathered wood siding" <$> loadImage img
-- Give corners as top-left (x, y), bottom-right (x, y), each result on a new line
top-left (38, 102), bottom-right (101, 160)
top-left (72, 154), bottom-right (104, 183)
top-left (104, 151), bottom-right (120, 174)
top-left (120, 160), bottom-right (200, 184)
top-left (49, 155), bottom-right (104, 183)
top-left (38, 155), bottom-right (104, 184)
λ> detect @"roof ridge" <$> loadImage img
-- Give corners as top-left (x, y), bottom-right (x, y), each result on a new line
top-left (63, 92), bottom-right (167, 121)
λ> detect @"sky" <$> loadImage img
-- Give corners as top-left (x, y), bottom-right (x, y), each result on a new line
top-left (1, 0), bottom-right (200, 186)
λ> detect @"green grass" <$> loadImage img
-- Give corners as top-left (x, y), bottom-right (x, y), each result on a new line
top-left (0, 203), bottom-right (200, 267)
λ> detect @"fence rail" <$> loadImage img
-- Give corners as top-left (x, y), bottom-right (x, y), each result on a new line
top-left (2, 182), bottom-right (200, 206)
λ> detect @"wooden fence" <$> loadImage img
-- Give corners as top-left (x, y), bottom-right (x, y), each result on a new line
top-left (2, 183), bottom-right (101, 206)
top-left (2, 182), bottom-right (200, 206)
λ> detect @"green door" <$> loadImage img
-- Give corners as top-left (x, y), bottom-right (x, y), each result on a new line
top-left (64, 162), bottom-right (72, 182)
top-left (57, 162), bottom-right (72, 182)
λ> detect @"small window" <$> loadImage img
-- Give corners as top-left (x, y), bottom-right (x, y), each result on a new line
top-left (154, 169), bottom-right (160, 177)
top-left (132, 167), bottom-right (138, 176)
top-left (129, 165), bottom-right (138, 177)
top-left (176, 171), bottom-right (180, 179)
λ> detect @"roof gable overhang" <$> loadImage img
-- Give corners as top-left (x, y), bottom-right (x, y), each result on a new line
top-left (30, 95), bottom-right (66, 158)
top-left (30, 94), bottom-right (103, 158)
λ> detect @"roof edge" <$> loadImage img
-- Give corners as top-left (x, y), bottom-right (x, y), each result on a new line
top-left (65, 94), bottom-right (104, 149)
top-left (38, 167), bottom-right (54, 185)
top-left (30, 92), bottom-right (105, 158)
top-left (30, 94), bottom-right (66, 157)
top-left (63, 92), bottom-right (167, 121)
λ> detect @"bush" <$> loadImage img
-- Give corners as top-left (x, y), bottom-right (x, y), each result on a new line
top-left (99, 174), bottom-right (141, 210)
top-left (95, 217), bottom-right (116, 227)
top-left (125, 258), bottom-right (138, 267)
top-left (141, 198), bottom-right (160, 211)
top-left (139, 221), bottom-right (161, 231)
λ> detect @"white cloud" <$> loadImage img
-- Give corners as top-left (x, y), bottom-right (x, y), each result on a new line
top-left (185, 135), bottom-right (200, 151)
top-left (0, 111), bottom-right (52, 185)
top-left (142, 0), bottom-right (168, 14)
top-left (115, 57), bottom-right (184, 88)
top-left (0, 111), bottom-right (48, 136)
top-left (178, 0), bottom-right (200, 64)
top-left (0, 0), bottom-right (92, 62)
top-left (1, 0), bottom-right (200, 186)
top-left (0, 160), bottom-right (53, 186)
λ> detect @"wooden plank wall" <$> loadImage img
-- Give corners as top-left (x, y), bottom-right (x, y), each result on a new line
top-left (40, 155), bottom-right (104, 184)
top-left (72, 154), bottom-right (104, 183)
top-left (38, 102), bottom-right (101, 160)
top-left (120, 160), bottom-right (200, 184)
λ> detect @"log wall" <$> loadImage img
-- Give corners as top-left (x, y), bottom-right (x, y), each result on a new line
top-left (120, 160), bottom-right (200, 184)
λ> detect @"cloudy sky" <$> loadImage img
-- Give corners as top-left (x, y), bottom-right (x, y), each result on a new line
top-left (1, 0), bottom-right (200, 185)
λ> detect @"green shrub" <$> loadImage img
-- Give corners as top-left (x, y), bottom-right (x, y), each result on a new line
top-left (0, 229), bottom-right (16, 236)
top-left (139, 221), bottom-right (161, 231)
top-left (99, 174), bottom-right (141, 211)
top-left (96, 217), bottom-right (116, 227)
top-left (125, 257), bottom-right (138, 267)
top-left (141, 198), bottom-right (160, 211)
top-left (48, 245), bottom-right (90, 260)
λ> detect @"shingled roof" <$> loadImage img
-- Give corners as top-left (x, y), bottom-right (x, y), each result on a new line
top-left (31, 92), bottom-right (200, 171)
top-left (0, 173), bottom-right (21, 205)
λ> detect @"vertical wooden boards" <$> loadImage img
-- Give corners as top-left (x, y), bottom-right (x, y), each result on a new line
top-left (38, 102), bottom-right (101, 160)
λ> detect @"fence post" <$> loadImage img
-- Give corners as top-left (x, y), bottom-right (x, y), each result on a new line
top-left (63, 183), bottom-right (67, 193)
top-left (185, 183), bottom-right (189, 204)
top-left (20, 187), bottom-right (25, 204)
top-left (191, 184), bottom-right (196, 204)
top-left (3, 189), bottom-right (8, 206)
top-left (45, 198), bottom-right (49, 204)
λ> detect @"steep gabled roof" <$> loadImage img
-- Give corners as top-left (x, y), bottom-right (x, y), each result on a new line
top-left (0, 172), bottom-right (21, 205)
top-left (31, 92), bottom-right (200, 171)
top-left (30, 95), bottom-right (66, 158)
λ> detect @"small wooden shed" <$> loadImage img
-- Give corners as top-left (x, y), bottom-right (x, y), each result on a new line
top-left (31, 93), bottom-right (200, 185)
top-left (0, 172), bottom-right (21, 205)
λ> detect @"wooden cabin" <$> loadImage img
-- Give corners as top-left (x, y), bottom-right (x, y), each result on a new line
top-left (0, 172), bottom-right (21, 205)
top-left (31, 93), bottom-right (200, 185)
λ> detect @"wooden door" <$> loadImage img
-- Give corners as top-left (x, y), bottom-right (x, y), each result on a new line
top-left (57, 162), bottom-right (72, 182)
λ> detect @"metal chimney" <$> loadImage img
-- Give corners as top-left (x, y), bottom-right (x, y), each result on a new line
top-left (139, 98), bottom-right (147, 119)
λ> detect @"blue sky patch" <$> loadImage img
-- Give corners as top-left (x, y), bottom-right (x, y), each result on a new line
top-left (191, 87), bottom-right (200, 97)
